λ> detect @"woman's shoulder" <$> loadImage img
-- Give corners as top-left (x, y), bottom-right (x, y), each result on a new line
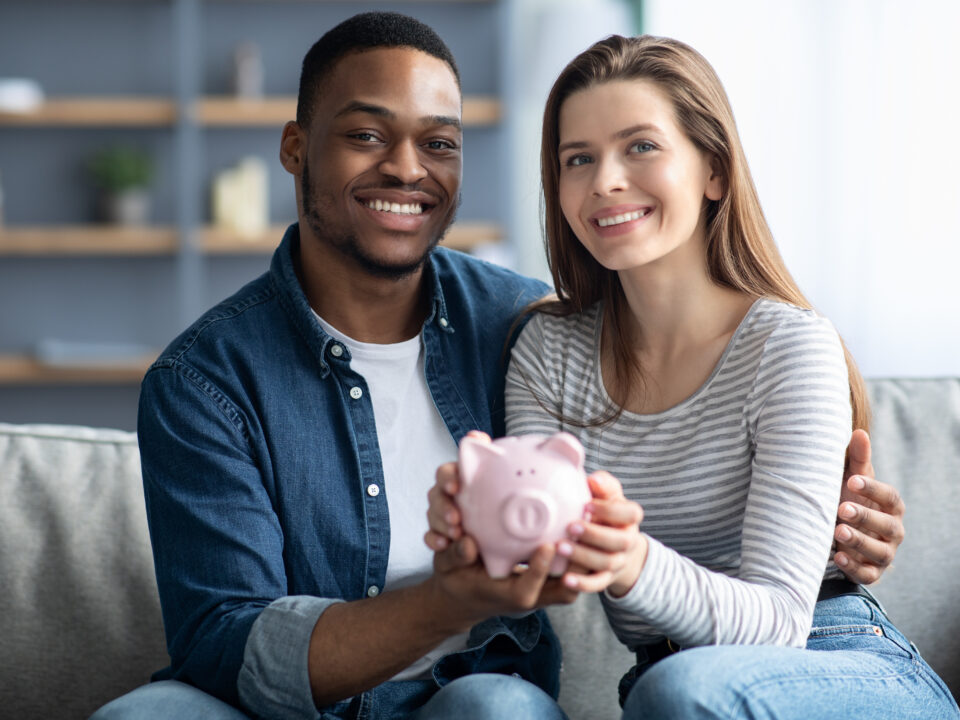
top-left (520, 301), bottom-right (602, 343)
top-left (745, 298), bottom-right (841, 347)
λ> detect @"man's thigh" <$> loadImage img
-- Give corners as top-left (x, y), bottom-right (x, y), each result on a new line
top-left (90, 680), bottom-right (250, 720)
top-left (413, 674), bottom-right (568, 720)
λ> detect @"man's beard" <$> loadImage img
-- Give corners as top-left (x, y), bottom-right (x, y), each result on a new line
top-left (300, 160), bottom-right (458, 280)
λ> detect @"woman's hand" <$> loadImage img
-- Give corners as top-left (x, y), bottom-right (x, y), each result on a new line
top-left (557, 471), bottom-right (647, 597)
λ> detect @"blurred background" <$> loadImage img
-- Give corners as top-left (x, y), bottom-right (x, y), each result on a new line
top-left (1, 0), bottom-right (957, 430)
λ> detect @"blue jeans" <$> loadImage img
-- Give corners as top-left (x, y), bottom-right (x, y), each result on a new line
top-left (621, 594), bottom-right (959, 719)
top-left (89, 674), bottom-right (567, 720)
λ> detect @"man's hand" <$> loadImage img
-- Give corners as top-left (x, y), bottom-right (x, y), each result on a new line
top-left (834, 429), bottom-right (905, 584)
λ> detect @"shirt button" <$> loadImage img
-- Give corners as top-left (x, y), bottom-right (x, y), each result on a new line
top-left (330, 344), bottom-right (344, 358)
top-left (439, 317), bottom-right (449, 328)
top-left (366, 483), bottom-right (380, 497)
top-left (367, 585), bottom-right (380, 597)
top-left (349, 386), bottom-right (363, 400)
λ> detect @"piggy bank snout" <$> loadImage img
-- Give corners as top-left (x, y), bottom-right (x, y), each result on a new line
top-left (500, 490), bottom-right (557, 540)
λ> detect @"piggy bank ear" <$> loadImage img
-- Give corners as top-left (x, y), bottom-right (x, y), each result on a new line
top-left (459, 435), bottom-right (504, 485)
top-left (540, 432), bottom-right (585, 471)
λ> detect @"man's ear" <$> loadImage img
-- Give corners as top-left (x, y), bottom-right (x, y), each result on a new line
top-left (280, 121), bottom-right (305, 175)
top-left (705, 154), bottom-right (724, 202)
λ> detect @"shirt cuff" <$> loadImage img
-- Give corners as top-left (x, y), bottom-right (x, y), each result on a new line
top-left (237, 595), bottom-right (343, 719)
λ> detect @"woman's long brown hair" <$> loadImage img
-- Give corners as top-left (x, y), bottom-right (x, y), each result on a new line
top-left (535, 34), bottom-right (869, 431)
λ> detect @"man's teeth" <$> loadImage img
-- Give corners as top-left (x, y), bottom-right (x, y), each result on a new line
top-left (597, 209), bottom-right (648, 227)
top-left (365, 199), bottom-right (424, 215)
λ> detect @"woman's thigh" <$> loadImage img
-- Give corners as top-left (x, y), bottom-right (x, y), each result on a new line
top-left (622, 596), bottom-right (958, 720)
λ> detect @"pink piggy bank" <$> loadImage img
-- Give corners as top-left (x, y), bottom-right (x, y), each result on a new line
top-left (458, 432), bottom-right (591, 579)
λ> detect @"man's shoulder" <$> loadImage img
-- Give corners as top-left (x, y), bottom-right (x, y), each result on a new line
top-left (430, 247), bottom-right (551, 311)
top-left (153, 271), bottom-right (278, 367)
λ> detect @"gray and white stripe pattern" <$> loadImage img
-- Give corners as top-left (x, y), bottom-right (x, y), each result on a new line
top-left (506, 299), bottom-right (852, 649)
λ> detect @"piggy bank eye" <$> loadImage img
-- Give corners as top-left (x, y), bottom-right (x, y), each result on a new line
top-left (516, 470), bottom-right (523, 476)
top-left (529, 468), bottom-right (536, 474)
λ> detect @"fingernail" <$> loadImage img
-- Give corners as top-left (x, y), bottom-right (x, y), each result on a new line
top-left (837, 526), bottom-right (853, 542)
top-left (568, 523), bottom-right (584, 538)
top-left (563, 575), bottom-right (579, 589)
top-left (849, 475), bottom-right (866, 491)
top-left (445, 511), bottom-right (458, 524)
top-left (557, 541), bottom-right (573, 557)
top-left (585, 503), bottom-right (596, 515)
top-left (835, 553), bottom-right (849, 567)
top-left (839, 504), bottom-right (856, 520)
top-left (435, 536), bottom-right (448, 549)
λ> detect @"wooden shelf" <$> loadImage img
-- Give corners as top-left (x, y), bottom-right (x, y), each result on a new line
top-left (0, 227), bottom-right (178, 255)
top-left (0, 354), bottom-right (154, 385)
top-left (0, 96), bottom-right (500, 128)
top-left (0, 222), bottom-right (501, 256)
top-left (197, 95), bottom-right (500, 126)
top-left (0, 98), bottom-right (177, 126)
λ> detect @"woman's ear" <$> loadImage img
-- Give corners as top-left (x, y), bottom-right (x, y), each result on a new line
top-left (280, 121), bottom-right (305, 175)
top-left (705, 154), bottom-right (724, 202)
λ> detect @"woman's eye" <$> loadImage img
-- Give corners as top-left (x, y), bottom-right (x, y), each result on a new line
top-left (565, 154), bottom-right (592, 167)
top-left (629, 141), bottom-right (655, 154)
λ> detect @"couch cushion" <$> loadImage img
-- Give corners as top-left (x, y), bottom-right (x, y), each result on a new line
top-left (0, 423), bottom-right (167, 719)
top-left (866, 378), bottom-right (960, 699)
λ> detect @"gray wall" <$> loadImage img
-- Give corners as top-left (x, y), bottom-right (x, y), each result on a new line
top-left (0, 0), bottom-right (505, 430)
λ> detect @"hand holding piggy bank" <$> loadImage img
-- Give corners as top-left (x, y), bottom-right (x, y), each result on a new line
top-left (457, 432), bottom-right (591, 579)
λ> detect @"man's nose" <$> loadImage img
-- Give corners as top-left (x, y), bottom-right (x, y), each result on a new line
top-left (379, 140), bottom-right (428, 185)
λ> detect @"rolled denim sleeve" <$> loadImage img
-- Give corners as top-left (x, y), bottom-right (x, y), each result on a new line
top-left (238, 596), bottom-right (344, 719)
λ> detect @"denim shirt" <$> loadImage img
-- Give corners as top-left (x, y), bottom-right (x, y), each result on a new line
top-left (138, 224), bottom-right (557, 719)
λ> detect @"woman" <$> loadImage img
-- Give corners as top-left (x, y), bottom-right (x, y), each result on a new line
top-left (430, 34), bottom-right (958, 719)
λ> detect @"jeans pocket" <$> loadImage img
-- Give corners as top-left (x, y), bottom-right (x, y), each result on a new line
top-left (807, 622), bottom-right (913, 659)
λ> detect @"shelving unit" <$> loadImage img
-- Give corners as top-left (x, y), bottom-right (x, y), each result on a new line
top-left (0, 222), bottom-right (501, 257)
top-left (0, 0), bottom-right (508, 426)
top-left (0, 95), bottom-right (501, 128)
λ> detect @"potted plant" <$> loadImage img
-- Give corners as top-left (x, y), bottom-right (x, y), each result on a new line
top-left (88, 145), bottom-right (154, 226)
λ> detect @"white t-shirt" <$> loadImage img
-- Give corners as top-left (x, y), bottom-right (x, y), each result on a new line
top-left (314, 314), bottom-right (468, 680)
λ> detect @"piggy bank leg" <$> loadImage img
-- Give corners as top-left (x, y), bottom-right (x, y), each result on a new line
top-left (482, 556), bottom-right (517, 579)
top-left (548, 555), bottom-right (569, 577)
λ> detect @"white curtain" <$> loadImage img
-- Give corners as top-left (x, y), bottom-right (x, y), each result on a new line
top-left (642, 0), bottom-right (960, 377)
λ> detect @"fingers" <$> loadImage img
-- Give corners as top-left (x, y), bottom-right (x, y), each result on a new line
top-left (838, 498), bottom-right (905, 543)
top-left (844, 429), bottom-right (874, 479)
top-left (587, 471), bottom-right (625, 500)
top-left (834, 520), bottom-right (897, 567)
top-left (427, 462), bottom-right (463, 541)
top-left (842, 475), bottom-right (905, 519)
top-left (433, 536), bottom-right (479, 574)
top-left (833, 547), bottom-right (884, 585)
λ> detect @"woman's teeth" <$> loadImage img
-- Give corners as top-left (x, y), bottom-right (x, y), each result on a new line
top-left (597, 209), bottom-right (648, 227)
top-left (365, 199), bottom-right (423, 215)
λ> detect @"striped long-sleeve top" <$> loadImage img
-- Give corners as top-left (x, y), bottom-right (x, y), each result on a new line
top-left (505, 298), bottom-right (852, 649)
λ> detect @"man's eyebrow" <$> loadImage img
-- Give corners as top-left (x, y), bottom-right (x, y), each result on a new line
top-left (334, 101), bottom-right (461, 131)
top-left (334, 101), bottom-right (395, 119)
top-left (558, 123), bottom-right (664, 154)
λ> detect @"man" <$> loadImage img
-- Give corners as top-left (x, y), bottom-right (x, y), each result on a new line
top-left (92, 12), bottom-right (904, 720)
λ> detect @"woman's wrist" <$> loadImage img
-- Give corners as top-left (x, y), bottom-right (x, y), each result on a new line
top-left (608, 533), bottom-right (649, 598)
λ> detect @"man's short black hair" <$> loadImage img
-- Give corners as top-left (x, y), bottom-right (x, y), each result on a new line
top-left (296, 11), bottom-right (461, 127)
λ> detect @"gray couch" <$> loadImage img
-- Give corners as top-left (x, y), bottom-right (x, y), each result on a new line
top-left (1, 378), bottom-right (958, 719)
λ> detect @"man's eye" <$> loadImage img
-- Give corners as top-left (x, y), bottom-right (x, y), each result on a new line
top-left (349, 133), bottom-right (378, 142)
top-left (426, 140), bottom-right (457, 151)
